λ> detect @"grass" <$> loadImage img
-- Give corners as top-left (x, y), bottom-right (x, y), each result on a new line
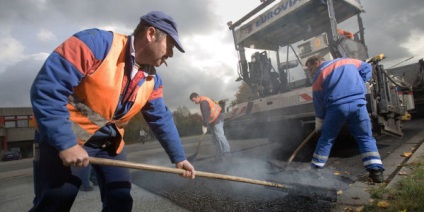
top-left (363, 156), bottom-right (424, 212)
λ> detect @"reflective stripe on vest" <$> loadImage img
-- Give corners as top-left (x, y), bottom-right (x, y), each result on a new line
top-left (68, 33), bottom-right (154, 154)
top-left (199, 96), bottom-right (222, 123)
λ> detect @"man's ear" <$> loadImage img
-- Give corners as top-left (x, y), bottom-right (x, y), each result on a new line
top-left (146, 27), bottom-right (156, 42)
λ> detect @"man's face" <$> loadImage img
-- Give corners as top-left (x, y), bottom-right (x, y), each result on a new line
top-left (306, 61), bottom-right (320, 76)
top-left (153, 34), bottom-right (175, 67)
top-left (191, 97), bottom-right (200, 104)
top-left (134, 27), bottom-right (175, 67)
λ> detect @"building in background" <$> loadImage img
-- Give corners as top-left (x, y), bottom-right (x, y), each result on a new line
top-left (0, 107), bottom-right (35, 159)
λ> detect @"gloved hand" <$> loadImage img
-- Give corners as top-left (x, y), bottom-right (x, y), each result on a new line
top-left (202, 126), bottom-right (208, 135)
top-left (315, 117), bottom-right (323, 132)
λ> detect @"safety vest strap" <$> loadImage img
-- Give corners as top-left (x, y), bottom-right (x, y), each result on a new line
top-left (67, 95), bottom-right (110, 142)
top-left (70, 122), bottom-right (92, 146)
top-left (68, 94), bottom-right (111, 127)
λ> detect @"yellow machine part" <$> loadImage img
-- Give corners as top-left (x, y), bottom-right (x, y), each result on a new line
top-left (402, 112), bottom-right (412, 121)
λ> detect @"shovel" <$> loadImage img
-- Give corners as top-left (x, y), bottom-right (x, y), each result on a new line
top-left (287, 130), bottom-right (318, 164)
top-left (187, 134), bottom-right (205, 161)
top-left (89, 156), bottom-right (337, 201)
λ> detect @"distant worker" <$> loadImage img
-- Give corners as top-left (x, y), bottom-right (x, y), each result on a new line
top-left (305, 55), bottom-right (385, 183)
top-left (30, 11), bottom-right (195, 211)
top-left (139, 129), bottom-right (148, 143)
top-left (190, 93), bottom-right (231, 161)
top-left (337, 28), bottom-right (354, 39)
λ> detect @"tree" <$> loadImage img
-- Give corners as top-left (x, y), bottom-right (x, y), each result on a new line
top-left (124, 106), bottom-right (203, 143)
top-left (233, 82), bottom-right (258, 106)
top-left (124, 113), bottom-right (152, 144)
top-left (172, 106), bottom-right (202, 137)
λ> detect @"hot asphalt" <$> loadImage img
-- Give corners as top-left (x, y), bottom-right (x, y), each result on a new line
top-left (1, 125), bottom-right (423, 211)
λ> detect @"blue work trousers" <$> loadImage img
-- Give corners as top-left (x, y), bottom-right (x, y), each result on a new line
top-left (30, 139), bottom-right (132, 212)
top-left (312, 101), bottom-right (384, 170)
top-left (210, 120), bottom-right (231, 156)
top-left (72, 164), bottom-right (92, 188)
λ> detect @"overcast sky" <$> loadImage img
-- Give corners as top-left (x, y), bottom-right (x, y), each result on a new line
top-left (0, 0), bottom-right (423, 113)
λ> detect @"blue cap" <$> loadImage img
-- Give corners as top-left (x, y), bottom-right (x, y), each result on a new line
top-left (140, 11), bottom-right (185, 53)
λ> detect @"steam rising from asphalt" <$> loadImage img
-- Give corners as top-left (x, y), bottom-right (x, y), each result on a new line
top-left (131, 118), bottom-right (347, 204)
top-left (129, 127), bottom-right (348, 211)
top-left (203, 156), bottom-right (340, 198)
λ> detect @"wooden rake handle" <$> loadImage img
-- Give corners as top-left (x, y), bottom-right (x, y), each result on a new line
top-left (287, 130), bottom-right (318, 164)
top-left (89, 157), bottom-right (288, 189)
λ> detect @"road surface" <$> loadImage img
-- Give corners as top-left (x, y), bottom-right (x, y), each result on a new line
top-left (1, 116), bottom-right (423, 211)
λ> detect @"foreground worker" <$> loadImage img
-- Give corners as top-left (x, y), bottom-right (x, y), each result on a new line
top-left (30, 11), bottom-right (195, 211)
top-left (190, 93), bottom-right (231, 161)
top-left (305, 55), bottom-right (385, 183)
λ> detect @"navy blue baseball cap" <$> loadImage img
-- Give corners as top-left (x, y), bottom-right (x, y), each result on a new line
top-left (140, 11), bottom-right (185, 53)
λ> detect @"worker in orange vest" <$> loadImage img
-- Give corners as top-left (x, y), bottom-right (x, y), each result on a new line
top-left (30, 11), bottom-right (195, 211)
top-left (190, 93), bottom-right (231, 161)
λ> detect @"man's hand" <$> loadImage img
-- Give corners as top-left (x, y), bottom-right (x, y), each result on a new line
top-left (59, 144), bottom-right (89, 167)
top-left (176, 160), bottom-right (196, 179)
top-left (315, 117), bottom-right (323, 132)
top-left (202, 126), bottom-right (207, 135)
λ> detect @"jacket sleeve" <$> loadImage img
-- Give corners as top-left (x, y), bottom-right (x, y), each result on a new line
top-left (357, 60), bottom-right (372, 82)
top-left (141, 75), bottom-right (186, 163)
top-left (30, 28), bottom-right (112, 151)
top-left (311, 68), bottom-right (326, 119)
top-left (313, 90), bottom-right (326, 119)
top-left (200, 100), bottom-right (210, 127)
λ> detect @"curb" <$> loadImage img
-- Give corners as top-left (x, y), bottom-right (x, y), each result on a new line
top-left (385, 130), bottom-right (424, 190)
top-left (334, 130), bottom-right (424, 210)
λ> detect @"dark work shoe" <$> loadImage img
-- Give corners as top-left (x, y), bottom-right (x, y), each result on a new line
top-left (80, 186), bottom-right (94, 192)
top-left (368, 169), bottom-right (384, 183)
top-left (213, 155), bottom-right (224, 162)
top-left (310, 165), bottom-right (324, 179)
top-left (310, 164), bottom-right (323, 169)
top-left (223, 152), bottom-right (232, 159)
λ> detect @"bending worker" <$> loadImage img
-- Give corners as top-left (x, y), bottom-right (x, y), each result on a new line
top-left (190, 93), bottom-right (231, 161)
top-left (30, 11), bottom-right (195, 211)
top-left (305, 55), bottom-right (385, 183)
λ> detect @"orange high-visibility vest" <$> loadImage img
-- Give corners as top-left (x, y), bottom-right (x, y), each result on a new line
top-left (66, 33), bottom-right (154, 154)
top-left (199, 96), bottom-right (222, 124)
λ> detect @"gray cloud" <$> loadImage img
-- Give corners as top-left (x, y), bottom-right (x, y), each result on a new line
top-left (0, 55), bottom-right (45, 107)
top-left (0, 0), bottom-right (422, 111)
top-left (0, 0), bottom-right (221, 36)
top-left (158, 55), bottom-right (240, 113)
top-left (361, 0), bottom-right (424, 62)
